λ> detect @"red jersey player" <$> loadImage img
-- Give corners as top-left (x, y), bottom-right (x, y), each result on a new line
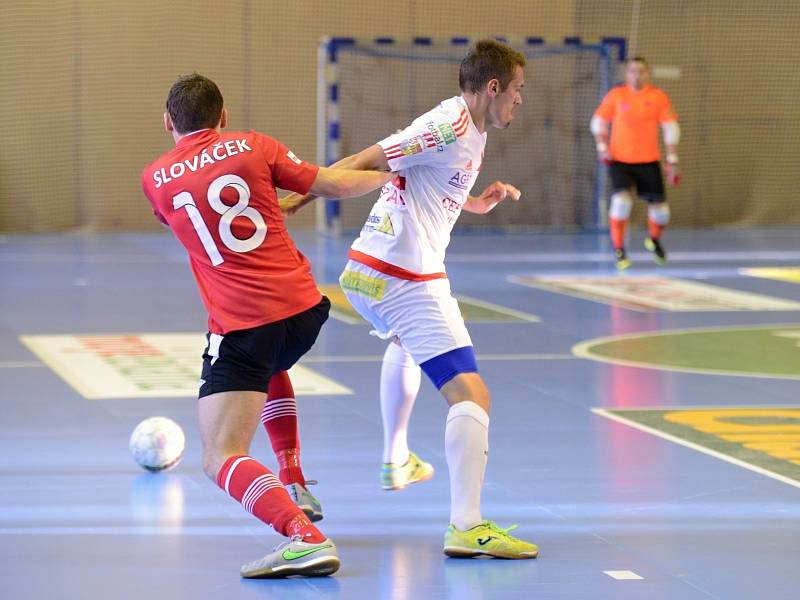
top-left (141, 73), bottom-right (391, 578)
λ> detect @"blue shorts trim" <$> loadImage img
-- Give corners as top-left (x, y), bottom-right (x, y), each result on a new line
top-left (420, 346), bottom-right (478, 390)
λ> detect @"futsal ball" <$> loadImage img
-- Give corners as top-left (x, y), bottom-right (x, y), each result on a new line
top-left (129, 416), bottom-right (185, 472)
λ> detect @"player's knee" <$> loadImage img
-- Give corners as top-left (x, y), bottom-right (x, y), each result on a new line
top-left (609, 192), bottom-right (633, 220)
top-left (648, 202), bottom-right (670, 225)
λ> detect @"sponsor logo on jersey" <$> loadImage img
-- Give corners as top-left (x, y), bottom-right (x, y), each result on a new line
top-left (441, 196), bottom-right (464, 224)
top-left (447, 171), bottom-right (474, 191)
top-left (364, 211), bottom-right (395, 236)
top-left (286, 150), bottom-right (302, 165)
top-left (438, 122), bottom-right (457, 145)
top-left (400, 135), bottom-right (424, 156)
top-left (380, 175), bottom-right (407, 207)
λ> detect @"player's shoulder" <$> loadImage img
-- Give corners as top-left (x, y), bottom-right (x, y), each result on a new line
top-left (646, 85), bottom-right (671, 100)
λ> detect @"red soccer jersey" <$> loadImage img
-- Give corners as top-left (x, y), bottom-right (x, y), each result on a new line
top-left (142, 129), bottom-right (321, 334)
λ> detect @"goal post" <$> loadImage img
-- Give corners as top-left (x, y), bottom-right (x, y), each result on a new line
top-left (317, 36), bottom-right (626, 233)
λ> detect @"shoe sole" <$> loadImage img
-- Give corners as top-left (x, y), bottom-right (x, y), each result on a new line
top-left (381, 467), bottom-right (434, 491)
top-left (241, 556), bottom-right (340, 579)
top-left (444, 546), bottom-right (539, 560)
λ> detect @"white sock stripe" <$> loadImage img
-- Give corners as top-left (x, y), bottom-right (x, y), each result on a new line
top-left (261, 400), bottom-right (297, 421)
top-left (261, 409), bottom-right (298, 421)
top-left (224, 456), bottom-right (253, 495)
top-left (242, 474), bottom-right (283, 512)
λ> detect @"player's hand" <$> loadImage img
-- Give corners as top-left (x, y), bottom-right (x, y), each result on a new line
top-left (480, 181), bottom-right (521, 204)
top-left (665, 162), bottom-right (681, 187)
top-left (596, 142), bottom-right (612, 165)
top-left (279, 193), bottom-right (315, 215)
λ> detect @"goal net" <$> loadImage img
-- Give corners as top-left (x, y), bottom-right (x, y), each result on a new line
top-left (318, 37), bottom-right (625, 232)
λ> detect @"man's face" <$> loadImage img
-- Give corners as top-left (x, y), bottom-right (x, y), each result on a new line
top-left (488, 65), bottom-right (524, 129)
top-left (625, 61), bottom-right (650, 90)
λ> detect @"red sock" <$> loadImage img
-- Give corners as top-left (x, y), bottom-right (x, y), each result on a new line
top-left (216, 455), bottom-right (324, 542)
top-left (609, 217), bottom-right (628, 250)
top-left (648, 218), bottom-right (664, 240)
top-left (261, 371), bottom-right (306, 486)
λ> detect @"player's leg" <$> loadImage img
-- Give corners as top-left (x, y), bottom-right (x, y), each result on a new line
top-left (418, 352), bottom-right (538, 559)
top-left (636, 162), bottom-right (669, 263)
top-left (268, 297), bottom-right (331, 520)
top-left (608, 162), bottom-right (634, 270)
top-left (198, 327), bottom-right (338, 578)
top-left (340, 264), bottom-right (434, 490)
top-left (261, 371), bottom-right (322, 521)
top-left (380, 339), bottom-right (430, 490)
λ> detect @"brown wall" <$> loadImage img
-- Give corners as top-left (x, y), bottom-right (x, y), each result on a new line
top-left (2, 0), bottom-right (798, 232)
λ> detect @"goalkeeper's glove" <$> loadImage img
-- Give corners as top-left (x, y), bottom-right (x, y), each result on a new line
top-left (665, 158), bottom-right (681, 187)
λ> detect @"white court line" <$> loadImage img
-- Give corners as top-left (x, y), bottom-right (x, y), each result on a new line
top-left (573, 323), bottom-right (800, 381)
top-left (455, 294), bottom-right (541, 322)
top-left (301, 353), bottom-right (575, 363)
top-left (604, 570), bottom-right (644, 580)
top-left (592, 408), bottom-right (800, 490)
top-left (447, 250), bottom-right (800, 263)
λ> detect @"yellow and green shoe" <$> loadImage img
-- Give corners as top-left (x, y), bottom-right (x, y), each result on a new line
top-left (380, 451), bottom-right (434, 491)
top-left (444, 520), bottom-right (539, 559)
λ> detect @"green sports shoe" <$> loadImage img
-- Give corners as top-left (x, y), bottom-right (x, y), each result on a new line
top-left (381, 451), bottom-right (434, 490)
top-left (444, 520), bottom-right (539, 559)
top-left (240, 536), bottom-right (340, 578)
top-left (285, 481), bottom-right (323, 522)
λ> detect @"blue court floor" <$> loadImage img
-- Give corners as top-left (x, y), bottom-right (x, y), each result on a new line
top-left (1, 228), bottom-right (799, 599)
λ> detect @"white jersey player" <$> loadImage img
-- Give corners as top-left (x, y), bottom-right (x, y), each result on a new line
top-left (282, 39), bottom-right (539, 560)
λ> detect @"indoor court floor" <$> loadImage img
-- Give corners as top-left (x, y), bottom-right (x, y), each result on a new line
top-left (1, 227), bottom-right (799, 599)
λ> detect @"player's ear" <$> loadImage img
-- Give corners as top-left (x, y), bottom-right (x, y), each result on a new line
top-left (219, 108), bottom-right (228, 129)
top-left (487, 78), bottom-right (500, 97)
top-left (163, 111), bottom-right (174, 133)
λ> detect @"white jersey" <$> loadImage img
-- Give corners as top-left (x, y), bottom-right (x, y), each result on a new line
top-left (349, 96), bottom-right (486, 277)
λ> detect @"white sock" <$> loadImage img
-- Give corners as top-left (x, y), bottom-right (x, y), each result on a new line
top-left (445, 401), bottom-right (489, 531)
top-left (380, 342), bottom-right (421, 465)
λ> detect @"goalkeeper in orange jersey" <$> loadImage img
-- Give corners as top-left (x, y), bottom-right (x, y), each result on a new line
top-left (591, 56), bottom-right (681, 269)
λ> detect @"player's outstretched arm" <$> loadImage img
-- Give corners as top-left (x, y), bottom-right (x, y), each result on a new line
top-left (309, 165), bottom-right (393, 200)
top-left (280, 144), bottom-right (390, 215)
top-left (463, 181), bottom-right (521, 214)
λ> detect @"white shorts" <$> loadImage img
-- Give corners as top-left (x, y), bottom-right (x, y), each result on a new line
top-left (339, 260), bottom-right (472, 365)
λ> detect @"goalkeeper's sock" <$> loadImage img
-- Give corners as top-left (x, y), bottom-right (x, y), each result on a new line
top-left (610, 217), bottom-right (628, 250)
top-left (648, 218), bottom-right (664, 241)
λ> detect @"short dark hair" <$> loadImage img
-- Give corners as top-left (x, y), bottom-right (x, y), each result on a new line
top-left (165, 73), bottom-right (224, 134)
top-left (626, 56), bottom-right (649, 68)
top-left (459, 39), bottom-right (526, 93)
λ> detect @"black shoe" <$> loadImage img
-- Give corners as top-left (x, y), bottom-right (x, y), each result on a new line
top-left (614, 248), bottom-right (631, 270)
top-left (644, 237), bottom-right (667, 264)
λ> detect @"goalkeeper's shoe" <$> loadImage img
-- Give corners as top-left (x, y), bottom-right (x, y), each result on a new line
top-left (444, 520), bottom-right (539, 559)
top-left (240, 536), bottom-right (339, 579)
top-left (614, 248), bottom-right (632, 270)
top-left (381, 451), bottom-right (434, 490)
top-left (644, 237), bottom-right (667, 264)
top-left (285, 481), bottom-right (323, 522)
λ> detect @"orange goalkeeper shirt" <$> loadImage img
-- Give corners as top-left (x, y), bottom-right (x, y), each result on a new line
top-left (594, 84), bottom-right (677, 164)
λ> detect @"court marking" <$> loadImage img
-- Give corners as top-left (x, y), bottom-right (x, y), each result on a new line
top-left (593, 406), bottom-right (800, 490)
top-left (604, 570), bottom-right (644, 580)
top-left (740, 267), bottom-right (800, 283)
top-left (573, 323), bottom-right (800, 380)
top-left (510, 275), bottom-right (800, 312)
top-left (19, 333), bottom-right (352, 399)
top-left (319, 284), bottom-right (540, 324)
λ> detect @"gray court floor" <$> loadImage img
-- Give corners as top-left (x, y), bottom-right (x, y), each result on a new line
top-left (1, 228), bottom-right (799, 599)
